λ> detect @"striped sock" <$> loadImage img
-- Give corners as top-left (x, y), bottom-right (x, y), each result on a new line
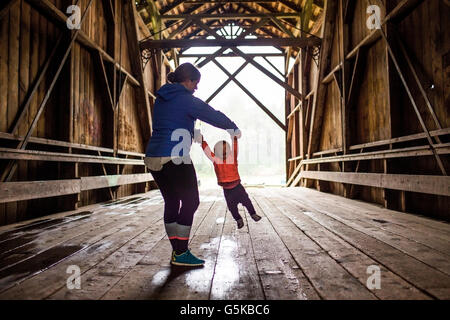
top-left (165, 222), bottom-right (178, 252)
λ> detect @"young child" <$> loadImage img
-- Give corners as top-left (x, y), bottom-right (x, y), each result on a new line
top-left (197, 132), bottom-right (261, 229)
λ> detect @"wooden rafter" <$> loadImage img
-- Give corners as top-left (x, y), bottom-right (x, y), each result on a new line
top-left (212, 59), bottom-right (286, 131)
top-left (140, 37), bottom-right (320, 49)
top-left (205, 61), bottom-right (249, 103)
top-left (192, 18), bottom-right (307, 101)
top-left (161, 12), bottom-right (302, 20)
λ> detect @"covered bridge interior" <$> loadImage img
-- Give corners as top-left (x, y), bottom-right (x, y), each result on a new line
top-left (0, 0), bottom-right (449, 300)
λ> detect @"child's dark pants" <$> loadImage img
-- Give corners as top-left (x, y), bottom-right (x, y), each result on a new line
top-left (223, 183), bottom-right (256, 221)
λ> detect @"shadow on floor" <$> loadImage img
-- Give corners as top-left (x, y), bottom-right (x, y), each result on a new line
top-left (148, 264), bottom-right (204, 299)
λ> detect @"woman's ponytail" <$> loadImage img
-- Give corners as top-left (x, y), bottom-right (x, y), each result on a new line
top-left (166, 63), bottom-right (201, 83)
top-left (167, 72), bottom-right (177, 83)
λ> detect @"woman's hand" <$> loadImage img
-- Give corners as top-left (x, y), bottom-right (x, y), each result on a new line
top-left (231, 129), bottom-right (242, 139)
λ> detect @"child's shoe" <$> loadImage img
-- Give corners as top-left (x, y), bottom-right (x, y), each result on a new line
top-left (251, 214), bottom-right (262, 222)
top-left (171, 249), bottom-right (205, 266)
top-left (236, 219), bottom-right (244, 229)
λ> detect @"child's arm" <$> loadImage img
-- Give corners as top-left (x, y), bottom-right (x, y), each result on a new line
top-left (201, 137), bottom-right (216, 163)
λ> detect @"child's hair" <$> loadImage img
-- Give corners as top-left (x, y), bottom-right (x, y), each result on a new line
top-left (167, 63), bottom-right (201, 83)
top-left (214, 140), bottom-right (231, 159)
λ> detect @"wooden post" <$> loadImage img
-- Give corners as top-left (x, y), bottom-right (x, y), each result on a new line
top-left (123, 0), bottom-right (152, 145)
top-left (304, 0), bottom-right (337, 188)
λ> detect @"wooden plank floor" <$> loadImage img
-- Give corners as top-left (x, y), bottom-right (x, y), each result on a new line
top-left (0, 187), bottom-right (449, 300)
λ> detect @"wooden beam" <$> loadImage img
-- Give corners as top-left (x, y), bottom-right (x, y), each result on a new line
top-left (233, 47), bottom-right (304, 101)
top-left (195, 17), bottom-right (270, 68)
top-left (159, 0), bottom-right (186, 15)
top-left (191, 19), bottom-right (305, 103)
top-left (139, 37), bottom-right (321, 49)
top-left (0, 173), bottom-right (154, 203)
top-left (301, 144), bottom-right (450, 165)
top-left (212, 59), bottom-right (286, 131)
top-left (385, 0), bottom-right (424, 23)
top-left (346, 29), bottom-right (380, 60)
top-left (167, 19), bottom-right (193, 39)
top-left (306, 0), bottom-right (337, 160)
top-left (286, 127), bottom-right (450, 186)
top-left (180, 52), bottom-right (285, 57)
top-left (349, 128), bottom-right (450, 150)
top-left (294, 171), bottom-right (450, 197)
top-left (80, 173), bottom-right (153, 191)
top-left (123, 1), bottom-right (152, 143)
top-left (346, 48), bottom-right (366, 107)
top-left (270, 16), bottom-right (296, 38)
top-left (97, 151), bottom-right (114, 200)
top-left (184, 0), bottom-right (284, 3)
top-left (322, 63), bottom-right (341, 84)
top-left (161, 13), bottom-right (302, 20)
top-left (0, 147), bottom-right (145, 166)
top-left (301, 0), bottom-right (314, 33)
top-left (0, 132), bottom-right (118, 154)
top-left (338, 0), bottom-right (350, 155)
top-left (396, 31), bottom-right (443, 131)
top-left (93, 51), bottom-right (114, 110)
top-left (205, 61), bottom-right (249, 103)
top-left (0, 180), bottom-right (81, 203)
top-left (166, 2), bottom-right (224, 41)
top-left (286, 129), bottom-right (450, 187)
top-left (262, 56), bottom-right (285, 78)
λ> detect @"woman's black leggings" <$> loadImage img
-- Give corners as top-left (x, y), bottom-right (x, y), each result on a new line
top-left (149, 160), bottom-right (200, 253)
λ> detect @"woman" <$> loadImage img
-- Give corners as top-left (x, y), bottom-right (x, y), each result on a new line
top-left (145, 63), bottom-right (240, 267)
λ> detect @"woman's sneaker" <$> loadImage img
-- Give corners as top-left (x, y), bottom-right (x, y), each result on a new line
top-left (171, 249), bottom-right (205, 266)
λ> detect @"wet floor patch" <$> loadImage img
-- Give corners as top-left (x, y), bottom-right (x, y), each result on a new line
top-left (0, 233), bottom-right (38, 255)
top-left (101, 197), bottom-right (141, 207)
top-left (0, 253), bottom-right (32, 270)
top-left (0, 212), bottom-right (94, 245)
top-left (128, 198), bottom-right (150, 205)
top-left (67, 211), bottom-right (93, 218)
top-left (372, 219), bottom-right (389, 224)
top-left (0, 219), bottom-right (60, 242)
top-left (0, 245), bottom-right (84, 292)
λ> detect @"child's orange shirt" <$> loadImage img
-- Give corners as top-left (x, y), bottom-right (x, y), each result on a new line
top-left (201, 137), bottom-right (240, 189)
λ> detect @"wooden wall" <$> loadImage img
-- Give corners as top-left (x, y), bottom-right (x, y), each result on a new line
top-left (0, 0), bottom-right (158, 226)
top-left (286, 0), bottom-right (450, 221)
